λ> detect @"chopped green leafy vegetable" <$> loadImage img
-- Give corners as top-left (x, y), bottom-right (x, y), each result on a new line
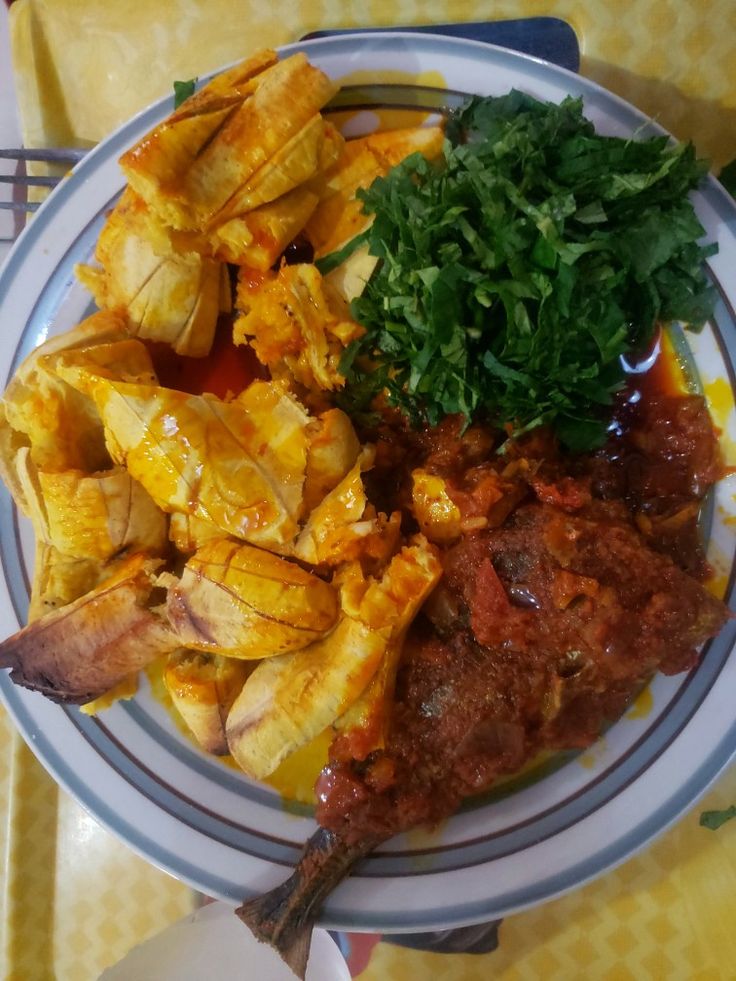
top-left (315, 230), bottom-right (369, 275)
top-left (173, 78), bottom-right (197, 109)
top-left (333, 91), bottom-right (716, 449)
top-left (700, 805), bottom-right (736, 830)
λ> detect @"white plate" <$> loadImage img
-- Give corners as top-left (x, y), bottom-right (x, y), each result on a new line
top-left (99, 903), bottom-right (349, 980)
top-left (1, 33), bottom-right (736, 933)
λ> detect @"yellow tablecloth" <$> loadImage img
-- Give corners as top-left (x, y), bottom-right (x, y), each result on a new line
top-left (9, 0), bottom-right (736, 171)
top-left (3, 1), bottom-right (736, 978)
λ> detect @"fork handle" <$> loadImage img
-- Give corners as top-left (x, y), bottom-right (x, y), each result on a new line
top-left (0, 147), bottom-right (87, 164)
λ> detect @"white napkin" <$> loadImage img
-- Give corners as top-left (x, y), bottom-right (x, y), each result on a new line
top-left (99, 901), bottom-right (351, 981)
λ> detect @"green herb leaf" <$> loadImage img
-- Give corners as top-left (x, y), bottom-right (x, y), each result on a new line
top-left (314, 230), bottom-right (370, 274)
top-left (699, 805), bottom-right (736, 830)
top-left (337, 91), bottom-right (715, 450)
top-left (173, 78), bottom-right (197, 109)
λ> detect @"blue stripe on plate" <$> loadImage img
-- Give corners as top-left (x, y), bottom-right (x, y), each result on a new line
top-left (65, 707), bottom-right (305, 865)
top-left (0, 677), bottom-right (253, 900)
top-left (320, 717), bottom-right (736, 930)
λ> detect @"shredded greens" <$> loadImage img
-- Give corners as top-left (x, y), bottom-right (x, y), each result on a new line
top-left (700, 805), bottom-right (736, 831)
top-left (173, 78), bottom-right (197, 109)
top-left (333, 91), bottom-right (716, 450)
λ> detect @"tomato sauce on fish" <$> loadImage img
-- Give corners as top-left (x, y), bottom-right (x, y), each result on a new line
top-left (315, 335), bottom-right (728, 843)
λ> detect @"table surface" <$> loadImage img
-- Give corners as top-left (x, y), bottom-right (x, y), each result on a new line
top-left (1, 2), bottom-right (736, 979)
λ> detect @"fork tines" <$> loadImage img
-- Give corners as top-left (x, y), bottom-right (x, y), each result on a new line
top-left (0, 146), bottom-right (88, 214)
top-left (0, 174), bottom-right (61, 187)
top-left (0, 200), bottom-right (41, 212)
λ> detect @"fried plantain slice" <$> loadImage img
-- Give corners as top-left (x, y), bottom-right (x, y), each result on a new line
top-left (0, 554), bottom-right (176, 704)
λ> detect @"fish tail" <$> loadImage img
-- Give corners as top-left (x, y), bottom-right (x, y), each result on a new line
top-left (235, 826), bottom-right (380, 979)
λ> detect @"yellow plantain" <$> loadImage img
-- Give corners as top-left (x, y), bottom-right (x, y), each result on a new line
top-left (0, 554), bottom-right (177, 704)
top-left (80, 673), bottom-right (140, 716)
top-left (36, 465), bottom-right (168, 562)
top-left (294, 447), bottom-right (400, 567)
top-left (226, 614), bottom-right (385, 780)
top-left (164, 649), bottom-right (251, 755)
top-left (305, 125), bottom-right (445, 258)
top-left (55, 373), bottom-right (311, 549)
top-left (120, 50), bottom-right (279, 227)
top-left (303, 408), bottom-right (361, 512)
top-left (331, 631), bottom-right (406, 761)
top-left (0, 403), bottom-right (32, 515)
top-left (234, 263), bottom-right (364, 388)
top-left (168, 512), bottom-right (226, 553)
top-left (27, 541), bottom-right (106, 623)
top-left (323, 243), bottom-right (380, 304)
top-left (76, 187), bottom-right (227, 357)
top-left (226, 537), bottom-right (442, 779)
top-left (209, 185), bottom-right (320, 269)
top-left (2, 310), bottom-right (135, 472)
top-left (411, 469), bottom-right (463, 544)
top-left (212, 115), bottom-right (343, 221)
top-left (165, 539), bottom-right (338, 659)
top-left (121, 53), bottom-right (337, 232)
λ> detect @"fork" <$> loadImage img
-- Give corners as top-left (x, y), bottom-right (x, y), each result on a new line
top-left (0, 147), bottom-right (88, 212)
